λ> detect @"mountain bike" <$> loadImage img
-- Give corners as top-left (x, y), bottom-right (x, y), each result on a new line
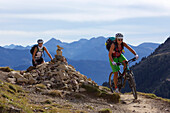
top-left (109, 57), bottom-right (137, 99)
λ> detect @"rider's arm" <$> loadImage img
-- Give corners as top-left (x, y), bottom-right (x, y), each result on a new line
top-left (32, 47), bottom-right (37, 62)
top-left (123, 42), bottom-right (137, 55)
top-left (44, 47), bottom-right (53, 60)
top-left (109, 43), bottom-right (115, 62)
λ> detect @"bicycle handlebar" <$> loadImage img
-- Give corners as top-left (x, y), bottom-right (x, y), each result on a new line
top-left (116, 57), bottom-right (136, 66)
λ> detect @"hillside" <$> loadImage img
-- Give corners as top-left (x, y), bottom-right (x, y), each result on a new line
top-left (0, 47), bottom-right (31, 67)
top-left (131, 37), bottom-right (170, 98)
top-left (102, 37), bottom-right (170, 99)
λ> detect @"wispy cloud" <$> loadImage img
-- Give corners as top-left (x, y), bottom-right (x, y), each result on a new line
top-left (0, 0), bottom-right (169, 45)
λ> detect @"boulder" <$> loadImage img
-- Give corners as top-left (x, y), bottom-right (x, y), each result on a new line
top-left (26, 66), bottom-right (36, 72)
top-left (6, 78), bottom-right (16, 84)
top-left (17, 77), bottom-right (28, 83)
top-left (28, 77), bottom-right (37, 85)
top-left (58, 64), bottom-right (68, 71)
top-left (79, 88), bottom-right (86, 92)
top-left (9, 71), bottom-right (23, 79)
top-left (23, 73), bottom-right (32, 79)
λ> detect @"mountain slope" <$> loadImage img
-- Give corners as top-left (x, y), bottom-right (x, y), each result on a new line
top-left (0, 47), bottom-right (31, 67)
top-left (45, 37), bottom-right (159, 62)
top-left (102, 37), bottom-right (170, 99)
top-left (131, 37), bottom-right (170, 98)
top-left (3, 37), bottom-right (160, 62)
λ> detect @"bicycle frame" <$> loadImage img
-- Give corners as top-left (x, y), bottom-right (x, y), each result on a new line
top-left (116, 57), bottom-right (136, 89)
top-left (109, 57), bottom-right (137, 99)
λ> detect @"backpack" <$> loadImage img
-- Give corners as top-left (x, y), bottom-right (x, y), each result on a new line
top-left (30, 45), bottom-right (45, 56)
top-left (105, 37), bottom-right (124, 52)
top-left (105, 37), bottom-right (116, 51)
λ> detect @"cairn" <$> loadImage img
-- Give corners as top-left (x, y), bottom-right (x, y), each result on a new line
top-left (6, 45), bottom-right (98, 92)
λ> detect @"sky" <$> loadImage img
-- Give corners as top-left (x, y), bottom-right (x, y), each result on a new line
top-left (0, 0), bottom-right (170, 46)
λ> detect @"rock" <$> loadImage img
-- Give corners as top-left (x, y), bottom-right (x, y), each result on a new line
top-left (32, 73), bottom-right (39, 77)
top-left (26, 66), bottom-right (36, 72)
top-left (23, 73), bottom-right (32, 79)
top-left (79, 88), bottom-right (86, 92)
top-left (88, 78), bottom-right (92, 81)
top-left (58, 64), bottom-right (68, 71)
top-left (80, 80), bottom-right (85, 83)
top-left (28, 77), bottom-right (37, 85)
top-left (9, 71), bottom-right (23, 79)
top-left (47, 84), bottom-right (51, 88)
top-left (7, 78), bottom-right (16, 84)
top-left (72, 80), bottom-right (78, 85)
top-left (68, 64), bottom-right (75, 70)
top-left (17, 77), bottom-right (28, 83)
top-left (50, 78), bottom-right (55, 82)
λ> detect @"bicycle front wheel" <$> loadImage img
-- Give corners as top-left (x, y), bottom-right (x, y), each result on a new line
top-left (109, 72), bottom-right (114, 93)
top-left (128, 71), bottom-right (137, 99)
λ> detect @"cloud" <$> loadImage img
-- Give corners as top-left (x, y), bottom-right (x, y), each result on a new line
top-left (0, 0), bottom-right (169, 45)
top-left (0, 0), bottom-right (170, 22)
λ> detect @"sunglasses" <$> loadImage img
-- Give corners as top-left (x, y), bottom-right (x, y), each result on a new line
top-left (118, 39), bottom-right (123, 41)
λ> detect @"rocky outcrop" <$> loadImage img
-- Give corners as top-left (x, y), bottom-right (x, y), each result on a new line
top-left (6, 55), bottom-right (98, 93)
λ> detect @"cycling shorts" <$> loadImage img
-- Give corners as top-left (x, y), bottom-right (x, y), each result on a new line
top-left (109, 54), bottom-right (127, 73)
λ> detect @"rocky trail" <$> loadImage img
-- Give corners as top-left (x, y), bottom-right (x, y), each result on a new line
top-left (119, 93), bottom-right (170, 113)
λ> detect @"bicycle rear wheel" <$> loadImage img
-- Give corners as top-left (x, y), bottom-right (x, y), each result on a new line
top-left (127, 71), bottom-right (137, 99)
top-left (109, 72), bottom-right (114, 93)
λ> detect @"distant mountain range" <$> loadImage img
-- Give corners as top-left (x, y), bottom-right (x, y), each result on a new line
top-left (3, 37), bottom-right (159, 62)
top-left (1, 37), bottom-right (160, 85)
top-left (103, 37), bottom-right (170, 98)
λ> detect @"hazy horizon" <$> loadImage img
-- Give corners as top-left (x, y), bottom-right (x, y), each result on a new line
top-left (1, 36), bottom-right (162, 47)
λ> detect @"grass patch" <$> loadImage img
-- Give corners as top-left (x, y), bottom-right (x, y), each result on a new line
top-left (85, 105), bottom-right (94, 110)
top-left (0, 81), bottom-right (32, 113)
top-left (35, 83), bottom-right (47, 89)
top-left (82, 84), bottom-right (120, 103)
top-left (138, 92), bottom-right (170, 103)
top-left (42, 99), bottom-right (52, 104)
top-left (99, 108), bottom-right (112, 113)
top-left (63, 104), bottom-right (73, 109)
top-left (0, 67), bottom-right (14, 72)
top-left (9, 84), bottom-right (17, 92)
top-left (46, 90), bottom-right (62, 97)
top-left (1, 94), bottom-right (9, 99)
top-left (101, 86), bottom-right (111, 92)
top-left (82, 84), bottom-right (102, 96)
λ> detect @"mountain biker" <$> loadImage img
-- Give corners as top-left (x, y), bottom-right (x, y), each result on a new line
top-left (109, 33), bottom-right (139, 93)
top-left (32, 39), bottom-right (53, 66)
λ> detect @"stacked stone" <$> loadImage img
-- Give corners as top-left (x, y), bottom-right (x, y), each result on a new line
top-left (6, 55), bottom-right (98, 92)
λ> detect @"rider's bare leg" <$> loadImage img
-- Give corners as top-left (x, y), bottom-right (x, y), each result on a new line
top-left (122, 60), bottom-right (128, 70)
top-left (114, 71), bottom-right (118, 89)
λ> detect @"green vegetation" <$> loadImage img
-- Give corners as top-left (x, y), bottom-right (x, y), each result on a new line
top-left (138, 92), bottom-right (170, 102)
top-left (0, 67), bottom-right (14, 72)
top-left (99, 108), bottom-right (112, 113)
top-left (0, 80), bottom-right (87, 113)
top-left (82, 84), bottom-right (120, 103)
top-left (42, 99), bottom-right (52, 104)
top-left (46, 90), bottom-right (62, 97)
top-left (0, 80), bottom-right (32, 113)
top-left (35, 83), bottom-right (46, 89)
top-left (85, 105), bottom-right (94, 110)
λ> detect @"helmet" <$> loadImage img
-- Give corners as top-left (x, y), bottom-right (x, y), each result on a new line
top-left (115, 33), bottom-right (123, 38)
top-left (37, 39), bottom-right (44, 44)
